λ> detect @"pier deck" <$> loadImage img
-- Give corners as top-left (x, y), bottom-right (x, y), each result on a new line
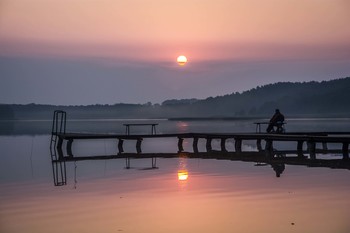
top-left (49, 111), bottom-right (350, 187)
top-left (52, 131), bottom-right (350, 160)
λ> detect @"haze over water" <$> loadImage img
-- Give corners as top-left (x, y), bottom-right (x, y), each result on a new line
top-left (1, 118), bottom-right (350, 233)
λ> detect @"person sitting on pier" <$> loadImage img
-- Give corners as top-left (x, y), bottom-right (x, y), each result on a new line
top-left (266, 109), bottom-right (285, 133)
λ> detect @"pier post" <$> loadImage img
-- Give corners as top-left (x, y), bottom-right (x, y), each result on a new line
top-left (67, 139), bottom-right (74, 157)
top-left (152, 157), bottom-right (157, 168)
top-left (322, 142), bottom-right (328, 151)
top-left (118, 139), bottom-right (124, 153)
top-left (256, 139), bottom-right (262, 151)
top-left (235, 138), bottom-right (242, 153)
top-left (206, 138), bottom-right (212, 152)
top-left (342, 143), bottom-right (349, 160)
top-left (125, 158), bottom-right (130, 169)
top-left (265, 139), bottom-right (273, 153)
top-left (178, 138), bottom-right (184, 152)
top-left (136, 138), bottom-right (142, 154)
top-left (265, 140), bottom-right (273, 151)
top-left (192, 137), bottom-right (199, 153)
top-left (264, 140), bottom-right (274, 158)
top-left (297, 140), bottom-right (304, 158)
top-left (220, 138), bottom-right (227, 152)
top-left (308, 141), bottom-right (316, 159)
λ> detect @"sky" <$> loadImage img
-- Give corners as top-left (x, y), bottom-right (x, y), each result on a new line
top-left (1, 0), bottom-right (350, 105)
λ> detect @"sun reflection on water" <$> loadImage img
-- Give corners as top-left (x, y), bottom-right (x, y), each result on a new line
top-left (177, 170), bottom-right (188, 181)
top-left (178, 156), bottom-right (189, 187)
top-left (176, 121), bottom-right (189, 133)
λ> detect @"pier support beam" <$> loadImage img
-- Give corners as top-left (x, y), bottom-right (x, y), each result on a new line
top-left (125, 158), bottom-right (130, 169)
top-left (136, 138), bottom-right (142, 154)
top-left (221, 138), bottom-right (227, 152)
top-left (118, 139), bottom-right (124, 153)
top-left (265, 140), bottom-right (274, 158)
top-left (192, 137), bottom-right (199, 153)
top-left (308, 141), bottom-right (316, 159)
top-left (178, 138), bottom-right (184, 152)
top-left (256, 139), bottom-right (263, 152)
top-left (152, 157), bottom-right (157, 168)
top-left (342, 143), bottom-right (349, 160)
top-left (265, 139), bottom-right (273, 153)
top-left (206, 138), bottom-right (212, 152)
top-left (322, 142), bottom-right (328, 151)
top-left (297, 140), bottom-right (304, 158)
top-left (235, 138), bottom-right (242, 153)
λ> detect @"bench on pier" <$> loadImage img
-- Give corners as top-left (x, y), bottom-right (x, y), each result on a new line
top-left (123, 123), bottom-right (158, 135)
top-left (254, 121), bottom-right (286, 133)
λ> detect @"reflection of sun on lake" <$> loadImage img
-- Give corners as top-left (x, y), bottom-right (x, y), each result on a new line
top-left (176, 121), bottom-right (188, 133)
top-left (178, 170), bottom-right (188, 181)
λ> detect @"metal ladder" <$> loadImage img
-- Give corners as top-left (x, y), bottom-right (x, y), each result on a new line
top-left (50, 110), bottom-right (67, 151)
top-left (50, 110), bottom-right (67, 186)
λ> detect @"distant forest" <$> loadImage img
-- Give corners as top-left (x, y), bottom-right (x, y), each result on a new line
top-left (1, 77), bottom-right (350, 120)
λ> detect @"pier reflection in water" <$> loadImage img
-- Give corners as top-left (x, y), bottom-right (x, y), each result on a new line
top-left (50, 141), bottom-right (350, 186)
top-left (44, 145), bottom-right (350, 233)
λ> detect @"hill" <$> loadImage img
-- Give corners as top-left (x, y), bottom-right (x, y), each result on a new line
top-left (184, 77), bottom-right (350, 117)
top-left (1, 77), bottom-right (350, 120)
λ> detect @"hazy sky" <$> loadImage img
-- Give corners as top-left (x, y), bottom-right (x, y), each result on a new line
top-left (1, 0), bottom-right (350, 105)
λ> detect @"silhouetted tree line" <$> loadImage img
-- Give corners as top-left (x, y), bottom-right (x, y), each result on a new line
top-left (0, 105), bottom-right (15, 120)
top-left (2, 77), bottom-right (350, 120)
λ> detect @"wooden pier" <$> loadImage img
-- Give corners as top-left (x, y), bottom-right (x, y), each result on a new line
top-left (50, 110), bottom-right (350, 170)
top-left (49, 111), bottom-right (350, 186)
top-left (52, 131), bottom-right (350, 160)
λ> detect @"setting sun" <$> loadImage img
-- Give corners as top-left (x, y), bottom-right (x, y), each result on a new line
top-left (177, 55), bottom-right (188, 66)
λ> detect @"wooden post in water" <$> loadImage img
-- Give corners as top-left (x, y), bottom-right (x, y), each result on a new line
top-left (220, 138), bottom-right (227, 152)
top-left (118, 139), bottom-right (124, 153)
top-left (235, 138), bottom-right (242, 153)
top-left (125, 158), bottom-right (130, 169)
top-left (136, 138), bottom-right (142, 154)
top-left (256, 139), bottom-right (262, 151)
top-left (206, 138), bottom-right (212, 152)
top-left (308, 141), bottom-right (316, 159)
top-left (322, 142), bottom-right (328, 150)
top-left (297, 140), bottom-right (304, 158)
top-left (342, 142), bottom-right (349, 160)
top-left (178, 138), bottom-right (184, 152)
top-left (265, 139), bottom-right (273, 153)
top-left (192, 137), bottom-right (199, 153)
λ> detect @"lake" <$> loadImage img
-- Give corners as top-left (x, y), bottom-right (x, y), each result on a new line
top-left (1, 118), bottom-right (350, 233)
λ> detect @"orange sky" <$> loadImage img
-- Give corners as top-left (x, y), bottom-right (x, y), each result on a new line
top-left (1, 0), bottom-right (350, 105)
top-left (1, 0), bottom-right (350, 61)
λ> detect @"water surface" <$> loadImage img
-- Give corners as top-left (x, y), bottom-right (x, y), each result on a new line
top-left (1, 118), bottom-right (350, 233)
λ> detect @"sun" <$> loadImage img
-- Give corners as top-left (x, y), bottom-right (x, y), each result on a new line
top-left (177, 55), bottom-right (187, 66)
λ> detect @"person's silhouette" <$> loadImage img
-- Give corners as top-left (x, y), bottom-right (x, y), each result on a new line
top-left (266, 109), bottom-right (285, 133)
top-left (271, 163), bottom-right (285, 177)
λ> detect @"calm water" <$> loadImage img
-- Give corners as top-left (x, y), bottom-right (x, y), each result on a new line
top-left (1, 118), bottom-right (350, 233)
